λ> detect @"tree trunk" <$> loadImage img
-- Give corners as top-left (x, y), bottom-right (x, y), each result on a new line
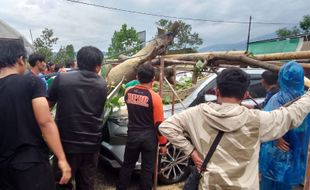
top-left (107, 22), bottom-right (179, 85)
top-left (206, 54), bottom-right (281, 72)
top-left (160, 51), bottom-right (310, 62)
top-left (162, 51), bottom-right (246, 61)
top-left (253, 51), bottom-right (310, 61)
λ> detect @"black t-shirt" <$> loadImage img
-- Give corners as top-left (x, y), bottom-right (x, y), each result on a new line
top-left (0, 74), bottom-right (48, 168)
top-left (48, 70), bottom-right (107, 153)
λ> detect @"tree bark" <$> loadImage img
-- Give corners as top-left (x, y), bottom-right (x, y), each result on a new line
top-left (205, 54), bottom-right (281, 72)
top-left (160, 51), bottom-right (310, 62)
top-left (253, 51), bottom-right (310, 61)
top-left (107, 22), bottom-right (179, 85)
top-left (162, 51), bottom-right (246, 61)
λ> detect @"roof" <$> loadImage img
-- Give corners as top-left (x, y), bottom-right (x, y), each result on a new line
top-left (249, 33), bottom-right (310, 55)
top-left (249, 37), bottom-right (300, 55)
top-left (0, 19), bottom-right (34, 54)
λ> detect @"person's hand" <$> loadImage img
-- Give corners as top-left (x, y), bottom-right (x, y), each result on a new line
top-left (159, 146), bottom-right (168, 155)
top-left (191, 150), bottom-right (203, 172)
top-left (277, 138), bottom-right (290, 152)
top-left (58, 159), bottom-right (72, 184)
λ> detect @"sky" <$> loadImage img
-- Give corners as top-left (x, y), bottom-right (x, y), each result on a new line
top-left (0, 0), bottom-right (309, 52)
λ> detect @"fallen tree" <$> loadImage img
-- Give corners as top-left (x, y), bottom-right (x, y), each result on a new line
top-left (107, 22), bottom-right (180, 86)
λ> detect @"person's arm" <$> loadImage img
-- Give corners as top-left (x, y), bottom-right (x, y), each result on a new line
top-left (159, 106), bottom-right (197, 156)
top-left (32, 97), bottom-right (71, 184)
top-left (151, 91), bottom-right (167, 154)
top-left (159, 106), bottom-right (203, 168)
top-left (242, 104), bottom-right (255, 109)
top-left (259, 91), bottom-right (310, 142)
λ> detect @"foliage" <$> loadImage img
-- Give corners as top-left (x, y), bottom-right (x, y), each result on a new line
top-left (101, 64), bottom-right (113, 78)
top-left (176, 77), bottom-right (192, 91)
top-left (300, 15), bottom-right (310, 33)
top-left (33, 28), bottom-right (58, 61)
top-left (106, 24), bottom-right (142, 59)
top-left (53, 44), bottom-right (75, 64)
top-left (193, 60), bottom-right (204, 79)
top-left (276, 26), bottom-right (300, 38)
top-left (156, 19), bottom-right (203, 50)
top-left (275, 15), bottom-right (310, 38)
top-left (162, 96), bottom-right (172, 105)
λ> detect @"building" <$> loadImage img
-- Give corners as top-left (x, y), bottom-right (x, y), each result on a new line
top-left (0, 19), bottom-right (34, 54)
top-left (249, 34), bottom-right (310, 54)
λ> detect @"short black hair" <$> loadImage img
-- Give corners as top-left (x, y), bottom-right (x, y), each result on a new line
top-left (262, 70), bottom-right (278, 85)
top-left (65, 60), bottom-right (75, 68)
top-left (216, 67), bottom-right (250, 100)
top-left (137, 64), bottom-right (155, 84)
top-left (54, 64), bottom-right (64, 72)
top-left (0, 38), bottom-right (26, 69)
top-left (77, 46), bottom-right (103, 71)
top-left (29, 53), bottom-right (45, 67)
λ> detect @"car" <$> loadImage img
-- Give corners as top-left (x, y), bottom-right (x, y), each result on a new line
top-left (100, 68), bottom-right (267, 184)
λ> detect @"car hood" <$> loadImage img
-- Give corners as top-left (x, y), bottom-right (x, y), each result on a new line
top-left (164, 103), bottom-right (185, 118)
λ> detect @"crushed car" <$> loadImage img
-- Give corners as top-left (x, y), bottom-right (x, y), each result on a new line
top-left (100, 68), bottom-right (266, 184)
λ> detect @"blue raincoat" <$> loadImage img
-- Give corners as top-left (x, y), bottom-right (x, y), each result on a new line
top-left (259, 61), bottom-right (310, 189)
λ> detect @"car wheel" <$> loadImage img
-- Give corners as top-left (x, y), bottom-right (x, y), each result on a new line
top-left (158, 143), bottom-right (190, 184)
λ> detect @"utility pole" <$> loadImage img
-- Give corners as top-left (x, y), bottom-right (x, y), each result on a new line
top-left (246, 16), bottom-right (252, 53)
top-left (29, 29), bottom-right (34, 44)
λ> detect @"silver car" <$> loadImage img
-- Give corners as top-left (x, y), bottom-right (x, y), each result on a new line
top-left (100, 68), bottom-right (266, 184)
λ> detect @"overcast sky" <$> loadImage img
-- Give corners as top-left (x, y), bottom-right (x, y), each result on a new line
top-left (0, 0), bottom-right (309, 52)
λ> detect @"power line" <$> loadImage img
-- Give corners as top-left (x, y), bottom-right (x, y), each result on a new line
top-left (65, 0), bottom-right (296, 26)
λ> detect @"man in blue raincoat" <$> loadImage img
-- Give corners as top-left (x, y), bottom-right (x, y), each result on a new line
top-left (260, 61), bottom-right (310, 190)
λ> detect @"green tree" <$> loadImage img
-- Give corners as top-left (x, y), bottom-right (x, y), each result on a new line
top-left (106, 24), bottom-right (141, 59)
top-left (156, 19), bottom-right (203, 50)
top-left (65, 44), bottom-right (75, 60)
top-left (300, 15), bottom-right (310, 33)
top-left (276, 26), bottom-right (300, 38)
top-left (53, 44), bottom-right (75, 64)
top-left (33, 28), bottom-right (58, 61)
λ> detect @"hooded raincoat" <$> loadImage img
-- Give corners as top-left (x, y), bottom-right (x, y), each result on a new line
top-left (259, 61), bottom-right (310, 189)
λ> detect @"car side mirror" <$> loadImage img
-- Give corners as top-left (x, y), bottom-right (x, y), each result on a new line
top-left (204, 94), bottom-right (217, 102)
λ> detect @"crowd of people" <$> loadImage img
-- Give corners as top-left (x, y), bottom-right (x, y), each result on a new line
top-left (0, 37), bottom-right (310, 190)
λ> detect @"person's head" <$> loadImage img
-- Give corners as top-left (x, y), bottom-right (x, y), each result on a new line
top-left (137, 64), bottom-right (155, 84)
top-left (65, 60), bottom-right (77, 69)
top-left (28, 53), bottom-right (46, 73)
top-left (77, 46), bottom-right (103, 73)
top-left (216, 67), bottom-right (250, 102)
top-left (47, 62), bottom-right (55, 72)
top-left (54, 63), bottom-right (65, 72)
top-left (0, 38), bottom-right (27, 74)
top-left (279, 61), bottom-right (304, 95)
top-left (261, 70), bottom-right (278, 90)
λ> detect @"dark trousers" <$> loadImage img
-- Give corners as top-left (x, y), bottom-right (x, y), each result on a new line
top-left (54, 152), bottom-right (99, 190)
top-left (0, 161), bottom-right (55, 190)
top-left (117, 130), bottom-right (157, 190)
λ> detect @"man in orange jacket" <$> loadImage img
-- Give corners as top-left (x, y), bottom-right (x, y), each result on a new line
top-left (117, 64), bottom-right (167, 190)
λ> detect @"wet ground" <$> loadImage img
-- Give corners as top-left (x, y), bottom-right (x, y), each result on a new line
top-left (93, 160), bottom-right (304, 190)
top-left (94, 160), bottom-right (183, 190)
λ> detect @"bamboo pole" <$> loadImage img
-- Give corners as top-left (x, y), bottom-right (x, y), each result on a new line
top-left (162, 51), bottom-right (246, 61)
top-left (160, 51), bottom-right (310, 62)
top-left (253, 51), bottom-right (310, 61)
